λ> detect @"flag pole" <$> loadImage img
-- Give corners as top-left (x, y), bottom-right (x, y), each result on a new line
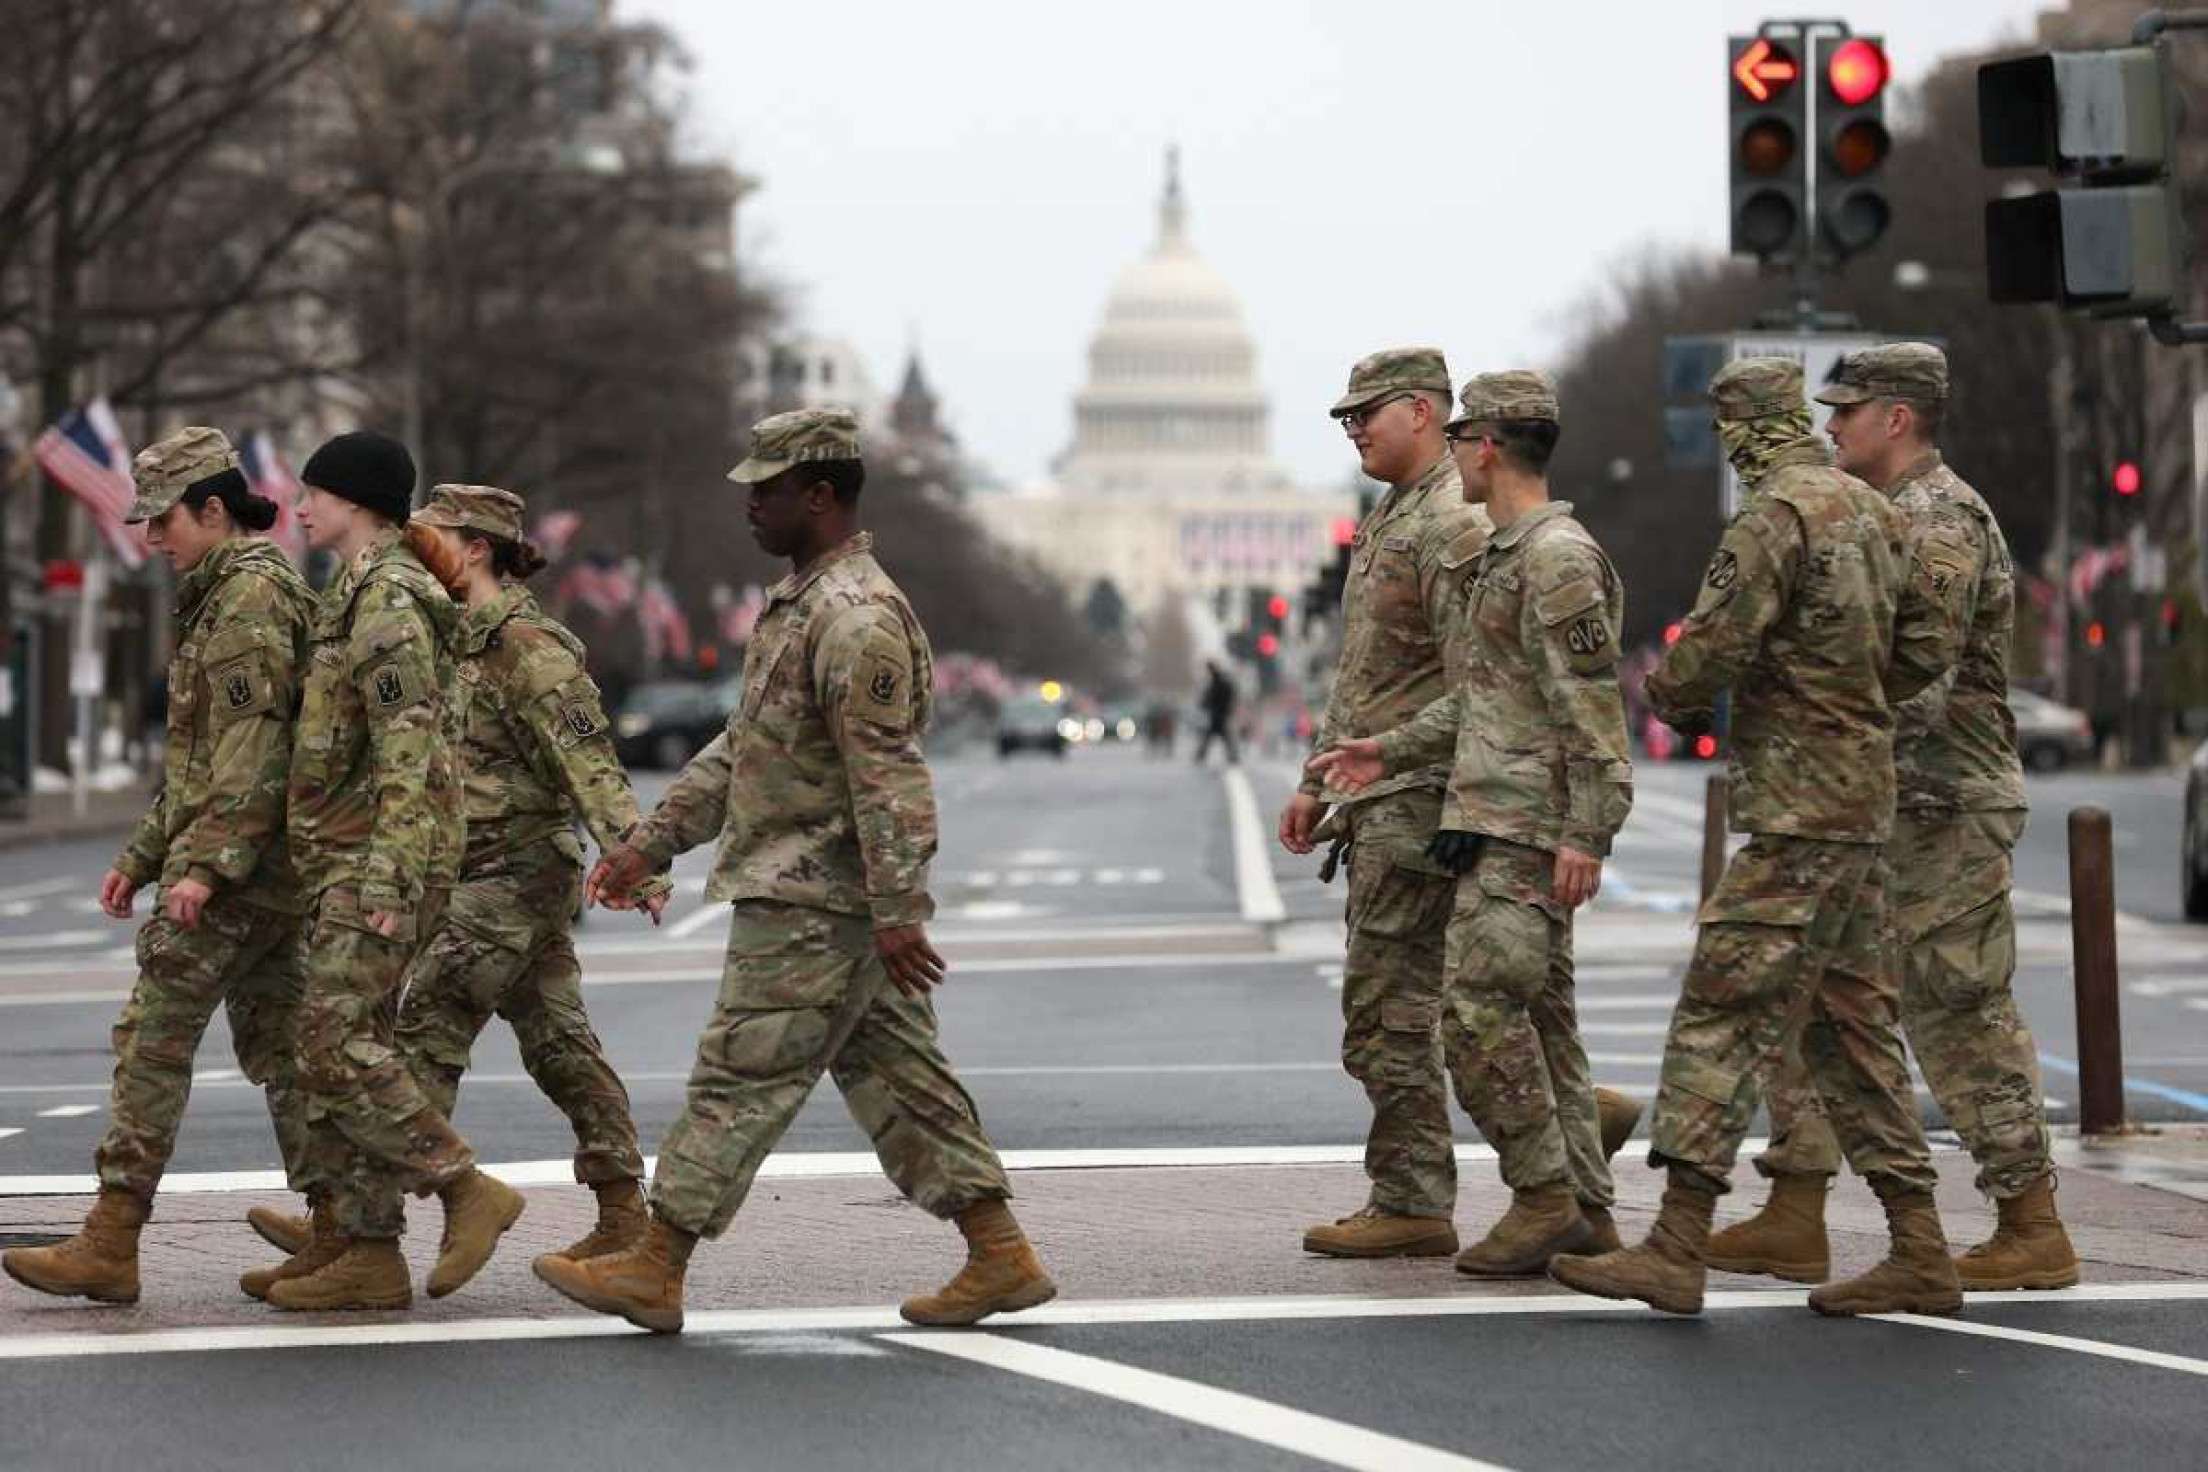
top-left (69, 552), bottom-right (108, 819)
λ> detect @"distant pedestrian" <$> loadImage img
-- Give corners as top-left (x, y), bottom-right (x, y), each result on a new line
top-left (1193, 660), bottom-right (1240, 765)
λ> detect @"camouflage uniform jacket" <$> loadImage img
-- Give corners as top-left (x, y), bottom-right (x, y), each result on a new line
top-left (1889, 451), bottom-right (2027, 813)
top-left (115, 538), bottom-right (315, 910)
top-left (286, 527), bottom-right (463, 915)
top-left (1374, 503), bottom-right (1634, 857)
top-left (1647, 440), bottom-right (1945, 844)
top-left (453, 584), bottom-right (641, 872)
top-left (633, 533), bottom-right (937, 929)
top-left (1302, 453), bottom-right (1491, 804)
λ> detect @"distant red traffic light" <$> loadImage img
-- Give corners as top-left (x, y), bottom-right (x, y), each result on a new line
top-left (1256, 632), bottom-right (1280, 658)
top-left (2113, 461), bottom-right (2142, 496)
top-left (1266, 594), bottom-right (1290, 621)
top-left (2085, 620), bottom-right (2107, 649)
top-left (1663, 621), bottom-right (1684, 647)
top-left (1331, 517), bottom-right (1357, 547)
top-left (1826, 38), bottom-right (1888, 106)
top-left (1693, 734), bottom-right (1719, 760)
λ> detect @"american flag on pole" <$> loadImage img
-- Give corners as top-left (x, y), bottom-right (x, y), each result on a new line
top-left (556, 553), bottom-right (637, 618)
top-left (241, 432), bottom-right (308, 564)
top-left (31, 398), bottom-right (146, 569)
top-left (533, 510), bottom-right (582, 562)
top-left (639, 577), bottom-right (692, 665)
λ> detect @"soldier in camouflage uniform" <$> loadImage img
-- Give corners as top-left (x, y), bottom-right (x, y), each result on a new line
top-left (538, 408), bottom-right (1055, 1335)
top-left (1550, 358), bottom-right (1964, 1319)
top-left (1708, 344), bottom-right (2076, 1292)
top-left (397, 484), bottom-right (665, 1267)
top-left (1282, 347), bottom-right (1481, 1258)
top-left (1313, 372), bottom-right (1635, 1277)
top-left (242, 432), bottom-right (523, 1313)
top-left (4, 429), bottom-right (315, 1306)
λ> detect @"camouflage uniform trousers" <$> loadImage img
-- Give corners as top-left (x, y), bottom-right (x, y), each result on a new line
top-left (1440, 839), bottom-right (1611, 1208)
top-left (1650, 835), bottom-right (1939, 1199)
top-left (96, 891), bottom-right (310, 1202)
top-left (295, 884), bottom-right (474, 1238)
top-left (394, 853), bottom-right (644, 1187)
top-left (1338, 788), bottom-right (1459, 1218)
top-left (650, 899), bottom-right (1012, 1239)
top-left (1749, 809), bottom-right (2049, 1198)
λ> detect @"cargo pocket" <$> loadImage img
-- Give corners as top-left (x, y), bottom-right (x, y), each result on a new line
top-left (1900, 854), bottom-right (2012, 1013)
top-left (704, 906), bottom-right (861, 1083)
top-left (1348, 851), bottom-right (1452, 941)
top-left (1685, 891), bottom-right (1822, 1008)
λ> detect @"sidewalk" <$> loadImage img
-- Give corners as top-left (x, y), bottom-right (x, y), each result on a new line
top-left (0, 782), bottom-right (152, 853)
top-left (3, 1145), bottom-right (2202, 1338)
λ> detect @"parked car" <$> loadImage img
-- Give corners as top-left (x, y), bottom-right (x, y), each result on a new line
top-left (996, 695), bottom-right (1071, 758)
top-left (2184, 737), bottom-right (2208, 921)
top-left (614, 679), bottom-right (730, 770)
top-left (2008, 687), bottom-right (2094, 772)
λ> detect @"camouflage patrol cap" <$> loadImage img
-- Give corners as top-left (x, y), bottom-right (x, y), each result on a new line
top-left (1329, 347), bottom-right (1452, 417)
top-left (1447, 369), bottom-right (1561, 432)
top-left (1708, 356), bottom-right (1805, 422)
top-left (1814, 341), bottom-right (1949, 407)
top-left (727, 407), bottom-right (863, 485)
top-left (124, 426), bottom-right (240, 523)
top-left (413, 483), bottom-right (525, 544)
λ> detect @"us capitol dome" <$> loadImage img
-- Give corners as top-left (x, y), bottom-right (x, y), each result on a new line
top-left (995, 150), bottom-right (1348, 629)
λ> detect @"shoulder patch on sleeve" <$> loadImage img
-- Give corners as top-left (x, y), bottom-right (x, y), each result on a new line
top-left (546, 673), bottom-right (609, 748)
top-left (1438, 524), bottom-right (1490, 571)
top-left (1531, 544), bottom-right (1607, 627)
top-left (842, 620), bottom-right (915, 731)
top-left (210, 654), bottom-right (278, 722)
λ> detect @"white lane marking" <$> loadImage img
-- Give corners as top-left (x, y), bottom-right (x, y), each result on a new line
top-left (0, 1136), bottom-right (1819, 1197)
top-left (0, 878), bottom-right (82, 905)
top-left (882, 1331), bottom-right (1509, 1472)
top-left (1576, 995), bottom-right (1678, 1011)
top-left (1877, 1312), bottom-right (2208, 1378)
top-left (34, 1105), bottom-right (96, 1119)
top-left (1578, 1022), bottom-right (1673, 1037)
top-left (0, 929), bottom-right (107, 952)
top-left (577, 918), bottom-right (1265, 955)
top-left (7, 1282), bottom-right (2200, 1364)
top-left (0, 1128), bottom-right (20, 1143)
top-left (1222, 767), bottom-right (1286, 925)
top-left (664, 902), bottom-right (727, 941)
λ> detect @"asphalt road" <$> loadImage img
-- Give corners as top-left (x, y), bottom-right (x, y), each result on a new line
top-left (0, 742), bottom-right (2204, 1181)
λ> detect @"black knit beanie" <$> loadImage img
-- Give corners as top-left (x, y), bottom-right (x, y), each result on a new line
top-left (300, 431), bottom-right (416, 524)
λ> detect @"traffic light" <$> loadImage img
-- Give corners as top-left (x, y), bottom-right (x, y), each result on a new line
top-left (2113, 460), bottom-right (2142, 498)
top-left (1814, 35), bottom-right (1891, 259)
top-left (1979, 43), bottom-right (2188, 322)
top-left (1250, 587), bottom-right (1286, 694)
top-left (1729, 35), bottom-right (1807, 261)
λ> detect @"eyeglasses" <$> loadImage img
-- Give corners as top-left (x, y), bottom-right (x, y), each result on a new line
top-left (1442, 425), bottom-right (1496, 446)
top-left (1335, 392), bottom-right (1414, 431)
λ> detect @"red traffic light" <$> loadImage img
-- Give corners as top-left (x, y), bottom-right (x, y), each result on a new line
top-left (1693, 734), bottom-right (1719, 760)
top-left (1256, 632), bottom-right (1280, 658)
top-left (1827, 38), bottom-right (1888, 106)
top-left (2085, 620), bottom-right (2107, 648)
top-left (2113, 460), bottom-right (2142, 496)
top-left (1266, 594), bottom-right (1290, 621)
top-left (1663, 621), bottom-right (1684, 647)
top-left (1732, 38), bottom-right (1799, 103)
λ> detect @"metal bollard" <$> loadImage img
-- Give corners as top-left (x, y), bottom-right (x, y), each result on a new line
top-left (1699, 774), bottom-right (1730, 906)
top-left (2067, 806), bottom-right (2128, 1136)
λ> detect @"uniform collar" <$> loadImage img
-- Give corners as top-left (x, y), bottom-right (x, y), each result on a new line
top-left (459, 583), bottom-right (534, 654)
top-left (1487, 499), bottom-right (1573, 552)
top-left (1374, 452), bottom-right (1453, 523)
top-left (174, 537), bottom-right (254, 623)
top-left (766, 531), bottom-right (872, 608)
top-left (1894, 447), bottom-right (1944, 490)
top-left (1768, 438), bottom-right (1833, 472)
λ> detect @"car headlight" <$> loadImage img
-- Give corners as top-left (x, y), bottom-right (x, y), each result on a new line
top-left (1084, 718), bottom-right (1105, 742)
top-left (1116, 718), bottom-right (1136, 741)
top-left (617, 714), bottom-right (650, 738)
top-left (1056, 718), bottom-right (1082, 742)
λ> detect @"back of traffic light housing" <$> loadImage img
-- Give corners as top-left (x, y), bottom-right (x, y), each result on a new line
top-left (1979, 44), bottom-right (2190, 319)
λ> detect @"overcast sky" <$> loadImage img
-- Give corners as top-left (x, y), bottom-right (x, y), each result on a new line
top-left (628, 0), bottom-right (2050, 489)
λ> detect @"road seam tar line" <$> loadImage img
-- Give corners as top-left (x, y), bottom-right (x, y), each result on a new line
top-left (1222, 767), bottom-right (1286, 925)
top-left (880, 1330), bottom-right (1509, 1472)
top-left (5, 1283), bottom-right (2204, 1362)
top-left (0, 1138), bottom-right (1810, 1196)
top-left (1874, 1311), bottom-right (2208, 1377)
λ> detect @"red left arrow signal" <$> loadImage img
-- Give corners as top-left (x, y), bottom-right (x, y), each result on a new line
top-left (1732, 38), bottom-right (1799, 103)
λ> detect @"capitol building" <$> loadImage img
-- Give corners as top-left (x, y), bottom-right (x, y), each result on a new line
top-left (992, 152), bottom-right (1351, 638)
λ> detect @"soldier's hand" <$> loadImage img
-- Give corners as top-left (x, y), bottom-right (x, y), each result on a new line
top-left (98, 870), bottom-right (139, 920)
top-left (1278, 792), bottom-right (1323, 855)
top-left (633, 875), bottom-right (673, 926)
top-left (1306, 738), bottom-right (1385, 795)
top-left (875, 923), bottom-right (947, 997)
top-left (163, 877), bottom-right (214, 930)
top-left (365, 909), bottom-right (403, 938)
top-left (1553, 846), bottom-right (1603, 909)
top-left (587, 842), bottom-right (653, 910)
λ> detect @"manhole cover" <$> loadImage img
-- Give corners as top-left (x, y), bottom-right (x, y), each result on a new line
top-left (0, 1233), bottom-right (67, 1249)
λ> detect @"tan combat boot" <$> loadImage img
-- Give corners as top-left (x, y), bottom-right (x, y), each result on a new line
top-left (1302, 1205), bottom-right (1458, 1258)
top-left (426, 1168), bottom-right (526, 1298)
top-left (1954, 1175), bottom-right (2079, 1291)
top-left (900, 1198), bottom-right (1058, 1327)
top-left (1581, 1206), bottom-right (1625, 1254)
top-left (1549, 1168), bottom-right (1718, 1315)
top-left (246, 1203), bottom-right (313, 1256)
top-left (2, 1188), bottom-right (147, 1304)
top-left (1808, 1190), bottom-right (1963, 1317)
top-left (539, 1179), bottom-right (648, 1267)
top-left (534, 1215), bottom-right (695, 1334)
top-left (266, 1238), bottom-right (412, 1312)
top-left (1456, 1185), bottom-right (1594, 1277)
top-left (1596, 1088), bottom-right (1644, 1160)
top-left (241, 1199), bottom-right (345, 1301)
top-left (1703, 1172), bottom-right (1831, 1283)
